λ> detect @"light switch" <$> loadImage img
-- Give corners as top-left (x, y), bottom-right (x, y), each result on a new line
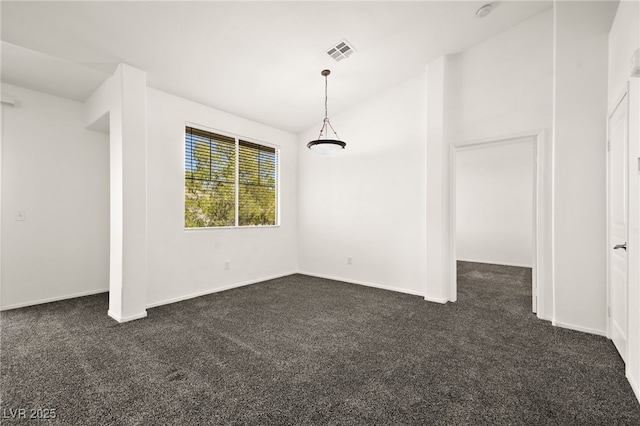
top-left (15, 210), bottom-right (25, 221)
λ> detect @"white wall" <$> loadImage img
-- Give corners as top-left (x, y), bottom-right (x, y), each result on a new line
top-left (608, 0), bottom-right (640, 108)
top-left (297, 9), bottom-right (554, 304)
top-left (448, 9), bottom-right (554, 143)
top-left (456, 140), bottom-right (534, 267)
top-left (1, 83), bottom-right (109, 309)
top-left (553, 0), bottom-right (617, 336)
top-left (297, 74), bottom-right (427, 296)
top-left (84, 64), bottom-right (149, 322)
top-left (607, 0), bottom-right (640, 402)
top-left (447, 7), bottom-right (554, 303)
top-left (145, 88), bottom-right (298, 307)
top-left (426, 56), bottom-right (451, 303)
top-left (2, 80), bottom-right (298, 311)
top-left (426, 9), bottom-right (554, 315)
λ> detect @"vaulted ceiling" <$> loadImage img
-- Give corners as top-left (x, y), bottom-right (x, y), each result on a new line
top-left (1, 1), bottom-right (552, 133)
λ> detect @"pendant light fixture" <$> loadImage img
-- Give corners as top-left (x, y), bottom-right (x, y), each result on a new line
top-left (307, 69), bottom-right (346, 154)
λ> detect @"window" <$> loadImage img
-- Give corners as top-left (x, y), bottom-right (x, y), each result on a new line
top-left (185, 126), bottom-right (278, 228)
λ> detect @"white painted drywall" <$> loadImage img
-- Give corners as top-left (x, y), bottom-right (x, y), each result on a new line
top-left (608, 0), bottom-right (640, 401)
top-left (447, 10), bottom-right (554, 143)
top-left (84, 64), bottom-right (149, 322)
top-left (117, 65), bottom-right (148, 321)
top-left (553, 1), bottom-right (617, 336)
top-left (426, 9), bottom-right (554, 316)
top-left (608, 1), bottom-right (640, 109)
top-left (298, 9), bottom-right (554, 303)
top-left (145, 88), bottom-right (298, 307)
top-left (297, 74), bottom-right (427, 297)
top-left (456, 140), bottom-right (534, 267)
top-left (448, 9), bottom-right (553, 314)
top-left (2, 79), bottom-right (298, 312)
top-left (1, 83), bottom-right (109, 309)
top-left (425, 56), bottom-right (451, 303)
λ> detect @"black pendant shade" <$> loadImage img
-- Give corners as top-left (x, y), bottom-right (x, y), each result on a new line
top-left (308, 70), bottom-right (346, 154)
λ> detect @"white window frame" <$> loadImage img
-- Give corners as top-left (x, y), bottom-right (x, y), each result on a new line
top-left (184, 123), bottom-right (280, 230)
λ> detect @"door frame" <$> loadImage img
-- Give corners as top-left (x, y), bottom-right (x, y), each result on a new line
top-left (448, 130), bottom-right (545, 316)
top-left (606, 84), bottom-right (630, 350)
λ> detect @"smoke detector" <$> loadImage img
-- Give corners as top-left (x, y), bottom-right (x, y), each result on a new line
top-left (326, 40), bottom-right (355, 62)
top-left (476, 3), bottom-right (494, 18)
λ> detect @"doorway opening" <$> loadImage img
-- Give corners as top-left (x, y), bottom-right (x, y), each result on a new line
top-left (449, 132), bottom-right (544, 316)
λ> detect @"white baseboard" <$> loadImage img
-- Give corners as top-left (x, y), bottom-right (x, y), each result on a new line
top-left (1, 287), bottom-right (108, 311)
top-left (424, 295), bottom-right (448, 304)
top-left (627, 370), bottom-right (640, 405)
top-left (297, 271), bottom-right (426, 297)
top-left (537, 311), bottom-right (552, 322)
top-left (108, 309), bottom-right (148, 323)
top-left (145, 271), bottom-right (298, 309)
top-left (457, 258), bottom-right (533, 269)
top-left (552, 319), bottom-right (607, 337)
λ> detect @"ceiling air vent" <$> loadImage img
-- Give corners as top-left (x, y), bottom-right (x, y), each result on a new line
top-left (326, 40), bottom-right (355, 62)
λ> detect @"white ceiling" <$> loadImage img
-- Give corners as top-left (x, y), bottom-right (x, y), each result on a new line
top-left (1, 1), bottom-right (552, 133)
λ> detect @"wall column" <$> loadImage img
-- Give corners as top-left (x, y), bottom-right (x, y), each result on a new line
top-left (425, 56), bottom-right (452, 303)
top-left (552, 1), bottom-right (614, 334)
top-left (85, 63), bottom-right (148, 322)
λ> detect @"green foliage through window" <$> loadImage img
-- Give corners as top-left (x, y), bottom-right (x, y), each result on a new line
top-left (185, 126), bottom-right (278, 228)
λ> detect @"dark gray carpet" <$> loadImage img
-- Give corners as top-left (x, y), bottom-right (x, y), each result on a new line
top-left (2, 263), bottom-right (640, 425)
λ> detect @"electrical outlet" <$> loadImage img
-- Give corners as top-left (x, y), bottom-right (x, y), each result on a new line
top-left (347, 256), bottom-right (352, 265)
top-left (224, 261), bottom-right (230, 270)
top-left (15, 210), bottom-right (25, 221)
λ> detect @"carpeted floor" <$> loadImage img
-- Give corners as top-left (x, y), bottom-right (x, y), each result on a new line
top-left (2, 263), bottom-right (640, 425)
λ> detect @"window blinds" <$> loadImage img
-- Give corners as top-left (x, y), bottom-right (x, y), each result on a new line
top-left (239, 140), bottom-right (278, 226)
top-left (185, 126), bottom-right (278, 228)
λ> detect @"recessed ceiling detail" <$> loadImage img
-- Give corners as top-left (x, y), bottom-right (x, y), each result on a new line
top-left (326, 40), bottom-right (355, 62)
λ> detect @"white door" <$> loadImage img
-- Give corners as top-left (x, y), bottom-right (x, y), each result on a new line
top-left (608, 93), bottom-right (628, 362)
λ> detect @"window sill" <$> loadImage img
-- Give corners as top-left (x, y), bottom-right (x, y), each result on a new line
top-left (184, 225), bottom-right (280, 232)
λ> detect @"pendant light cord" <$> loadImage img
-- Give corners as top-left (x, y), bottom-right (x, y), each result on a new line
top-left (324, 73), bottom-right (328, 120)
top-left (317, 72), bottom-right (340, 140)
